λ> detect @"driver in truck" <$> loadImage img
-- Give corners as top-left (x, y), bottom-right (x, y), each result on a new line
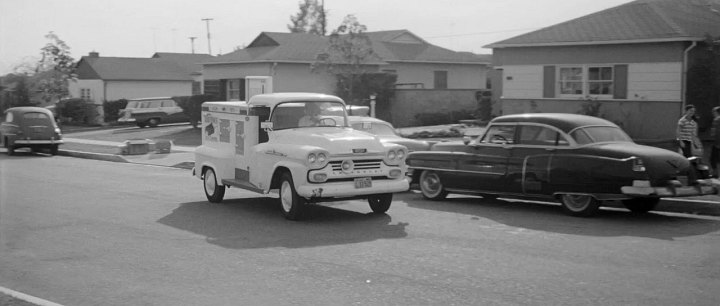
top-left (298, 102), bottom-right (322, 127)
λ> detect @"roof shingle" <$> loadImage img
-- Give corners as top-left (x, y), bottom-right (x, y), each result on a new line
top-left (486, 0), bottom-right (720, 48)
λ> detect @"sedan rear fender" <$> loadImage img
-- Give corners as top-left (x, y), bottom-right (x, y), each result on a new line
top-left (548, 154), bottom-right (646, 193)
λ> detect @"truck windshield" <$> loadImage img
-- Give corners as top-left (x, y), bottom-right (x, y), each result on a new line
top-left (271, 101), bottom-right (348, 130)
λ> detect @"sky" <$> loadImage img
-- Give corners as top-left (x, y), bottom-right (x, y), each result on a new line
top-left (0, 0), bottom-right (635, 75)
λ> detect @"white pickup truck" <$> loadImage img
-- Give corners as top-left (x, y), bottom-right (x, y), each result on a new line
top-left (193, 93), bottom-right (409, 220)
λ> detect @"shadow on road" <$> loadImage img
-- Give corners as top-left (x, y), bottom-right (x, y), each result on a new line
top-left (404, 193), bottom-right (720, 240)
top-left (157, 198), bottom-right (408, 249)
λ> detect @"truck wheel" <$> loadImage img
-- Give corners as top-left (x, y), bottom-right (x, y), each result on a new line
top-left (622, 198), bottom-right (660, 213)
top-left (368, 193), bottom-right (392, 214)
top-left (279, 172), bottom-right (305, 220)
top-left (203, 168), bottom-right (225, 203)
top-left (560, 194), bottom-right (599, 217)
top-left (419, 170), bottom-right (448, 200)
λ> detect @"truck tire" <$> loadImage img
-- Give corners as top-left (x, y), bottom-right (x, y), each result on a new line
top-left (279, 172), bottom-right (305, 220)
top-left (203, 168), bottom-right (225, 203)
top-left (368, 193), bottom-right (392, 213)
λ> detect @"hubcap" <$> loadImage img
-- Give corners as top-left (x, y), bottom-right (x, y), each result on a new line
top-left (422, 173), bottom-right (441, 196)
top-left (563, 194), bottom-right (592, 211)
top-left (204, 170), bottom-right (216, 195)
top-left (280, 181), bottom-right (293, 212)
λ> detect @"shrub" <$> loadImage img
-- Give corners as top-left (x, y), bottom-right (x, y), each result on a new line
top-left (174, 94), bottom-right (217, 128)
top-left (103, 99), bottom-right (128, 122)
top-left (413, 110), bottom-right (476, 126)
top-left (56, 98), bottom-right (98, 124)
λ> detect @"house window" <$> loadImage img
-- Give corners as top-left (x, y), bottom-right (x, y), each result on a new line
top-left (588, 66), bottom-right (613, 95)
top-left (227, 79), bottom-right (241, 101)
top-left (80, 88), bottom-right (92, 101)
top-left (557, 66), bottom-right (614, 97)
top-left (434, 71), bottom-right (448, 89)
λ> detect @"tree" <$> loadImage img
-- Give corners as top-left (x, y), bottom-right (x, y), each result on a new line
top-left (287, 0), bottom-right (327, 36)
top-left (312, 15), bottom-right (380, 104)
top-left (0, 73), bottom-right (33, 113)
top-left (34, 31), bottom-right (77, 104)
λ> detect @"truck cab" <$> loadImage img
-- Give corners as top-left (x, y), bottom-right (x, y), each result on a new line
top-left (193, 93), bottom-right (409, 220)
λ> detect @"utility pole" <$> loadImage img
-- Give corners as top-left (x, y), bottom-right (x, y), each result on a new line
top-left (201, 18), bottom-right (214, 54)
top-left (189, 37), bottom-right (197, 54)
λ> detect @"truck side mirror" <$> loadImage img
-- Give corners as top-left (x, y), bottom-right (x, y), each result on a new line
top-left (261, 121), bottom-right (274, 130)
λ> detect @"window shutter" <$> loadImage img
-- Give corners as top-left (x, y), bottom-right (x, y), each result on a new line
top-left (613, 64), bottom-right (628, 99)
top-left (543, 66), bottom-right (555, 98)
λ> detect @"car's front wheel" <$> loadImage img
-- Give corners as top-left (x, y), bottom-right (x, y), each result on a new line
top-left (148, 118), bottom-right (160, 127)
top-left (368, 193), bottom-right (392, 213)
top-left (279, 172), bottom-right (305, 220)
top-left (5, 138), bottom-right (14, 156)
top-left (203, 167), bottom-right (225, 203)
top-left (49, 144), bottom-right (58, 155)
top-left (622, 198), bottom-right (660, 213)
top-left (559, 194), bottom-right (600, 217)
top-left (419, 170), bottom-right (448, 200)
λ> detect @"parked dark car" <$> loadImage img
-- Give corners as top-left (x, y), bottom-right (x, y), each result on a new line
top-left (406, 113), bottom-right (719, 217)
top-left (349, 116), bottom-right (431, 152)
top-left (1, 106), bottom-right (64, 155)
top-left (118, 97), bottom-right (189, 128)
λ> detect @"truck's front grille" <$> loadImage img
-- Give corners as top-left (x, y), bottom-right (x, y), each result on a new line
top-left (329, 159), bottom-right (382, 171)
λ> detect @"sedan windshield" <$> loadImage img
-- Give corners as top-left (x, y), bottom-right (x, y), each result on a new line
top-left (570, 126), bottom-right (633, 145)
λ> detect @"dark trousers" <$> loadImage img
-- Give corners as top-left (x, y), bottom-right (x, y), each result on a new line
top-left (680, 140), bottom-right (693, 158)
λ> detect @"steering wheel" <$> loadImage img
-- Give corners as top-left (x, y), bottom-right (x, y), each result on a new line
top-left (490, 135), bottom-right (508, 143)
top-left (319, 118), bottom-right (337, 126)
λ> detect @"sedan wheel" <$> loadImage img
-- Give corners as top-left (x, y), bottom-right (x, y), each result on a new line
top-left (368, 193), bottom-right (392, 214)
top-left (419, 170), bottom-right (448, 200)
top-left (279, 172), bottom-right (305, 220)
top-left (148, 118), bottom-right (160, 127)
top-left (622, 198), bottom-right (660, 213)
top-left (203, 168), bottom-right (225, 203)
top-left (560, 194), bottom-right (600, 217)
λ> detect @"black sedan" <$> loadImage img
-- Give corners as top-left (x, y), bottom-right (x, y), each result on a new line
top-left (406, 113), bottom-right (719, 217)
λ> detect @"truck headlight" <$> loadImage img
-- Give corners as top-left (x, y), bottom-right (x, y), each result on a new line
top-left (307, 151), bottom-right (329, 169)
top-left (384, 148), bottom-right (407, 165)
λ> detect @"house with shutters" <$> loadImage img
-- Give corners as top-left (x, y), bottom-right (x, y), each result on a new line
top-left (485, 0), bottom-right (720, 140)
top-left (200, 30), bottom-right (491, 127)
top-left (68, 52), bottom-right (213, 121)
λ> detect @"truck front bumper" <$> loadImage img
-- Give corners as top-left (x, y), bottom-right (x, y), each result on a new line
top-left (296, 179), bottom-right (409, 199)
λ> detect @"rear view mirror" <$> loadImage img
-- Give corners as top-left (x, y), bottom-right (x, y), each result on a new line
top-left (261, 121), bottom-right (274, 130)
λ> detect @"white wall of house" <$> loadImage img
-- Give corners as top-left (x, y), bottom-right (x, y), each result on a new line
top-left (68, 79), bottom-right (104, 104)
top-left (384, 62), bottom-right (487, 89)
top-left (105, 80), bottom-right (191, 101)
top-left (500, 62), bottom-right (682, 101)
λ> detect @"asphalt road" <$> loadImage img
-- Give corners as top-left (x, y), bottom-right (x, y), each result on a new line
top-left (1, 154), bottom-right (719, 305)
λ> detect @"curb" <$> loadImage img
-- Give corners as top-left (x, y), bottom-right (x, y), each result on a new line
top-left (57, 149), bottom-right (128, 163)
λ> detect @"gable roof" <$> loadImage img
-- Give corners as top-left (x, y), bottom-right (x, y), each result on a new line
top-left (486, 0), bottom-right (720, 48)
top-left (151, 52), bottom-right (214, 74)
top-left (76, 56), bottom-right (194, 81)
top-left (205, 30), bottom-right (490, 65)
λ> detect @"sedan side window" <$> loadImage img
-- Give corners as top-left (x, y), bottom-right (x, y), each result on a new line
top-left (518, 125), bottom-right (569, 146)
top-left (480, 125), bottom-right (515, 144)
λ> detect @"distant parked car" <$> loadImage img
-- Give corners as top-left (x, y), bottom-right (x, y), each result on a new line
top-left (406, 113), bottom-right (719, 217)
top-left (1, 106), bottom-right (63, 155)
top-left (118, 97), bottom-right (189, 128)
top-left (349, 116), bottom-right (431, 152)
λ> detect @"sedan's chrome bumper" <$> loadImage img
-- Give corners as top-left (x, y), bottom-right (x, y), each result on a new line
top-left (621, 179), bottom-right (720, 197)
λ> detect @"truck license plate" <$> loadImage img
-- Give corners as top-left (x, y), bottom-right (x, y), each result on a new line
top-left (354, 177), bottom-right (372, 189)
